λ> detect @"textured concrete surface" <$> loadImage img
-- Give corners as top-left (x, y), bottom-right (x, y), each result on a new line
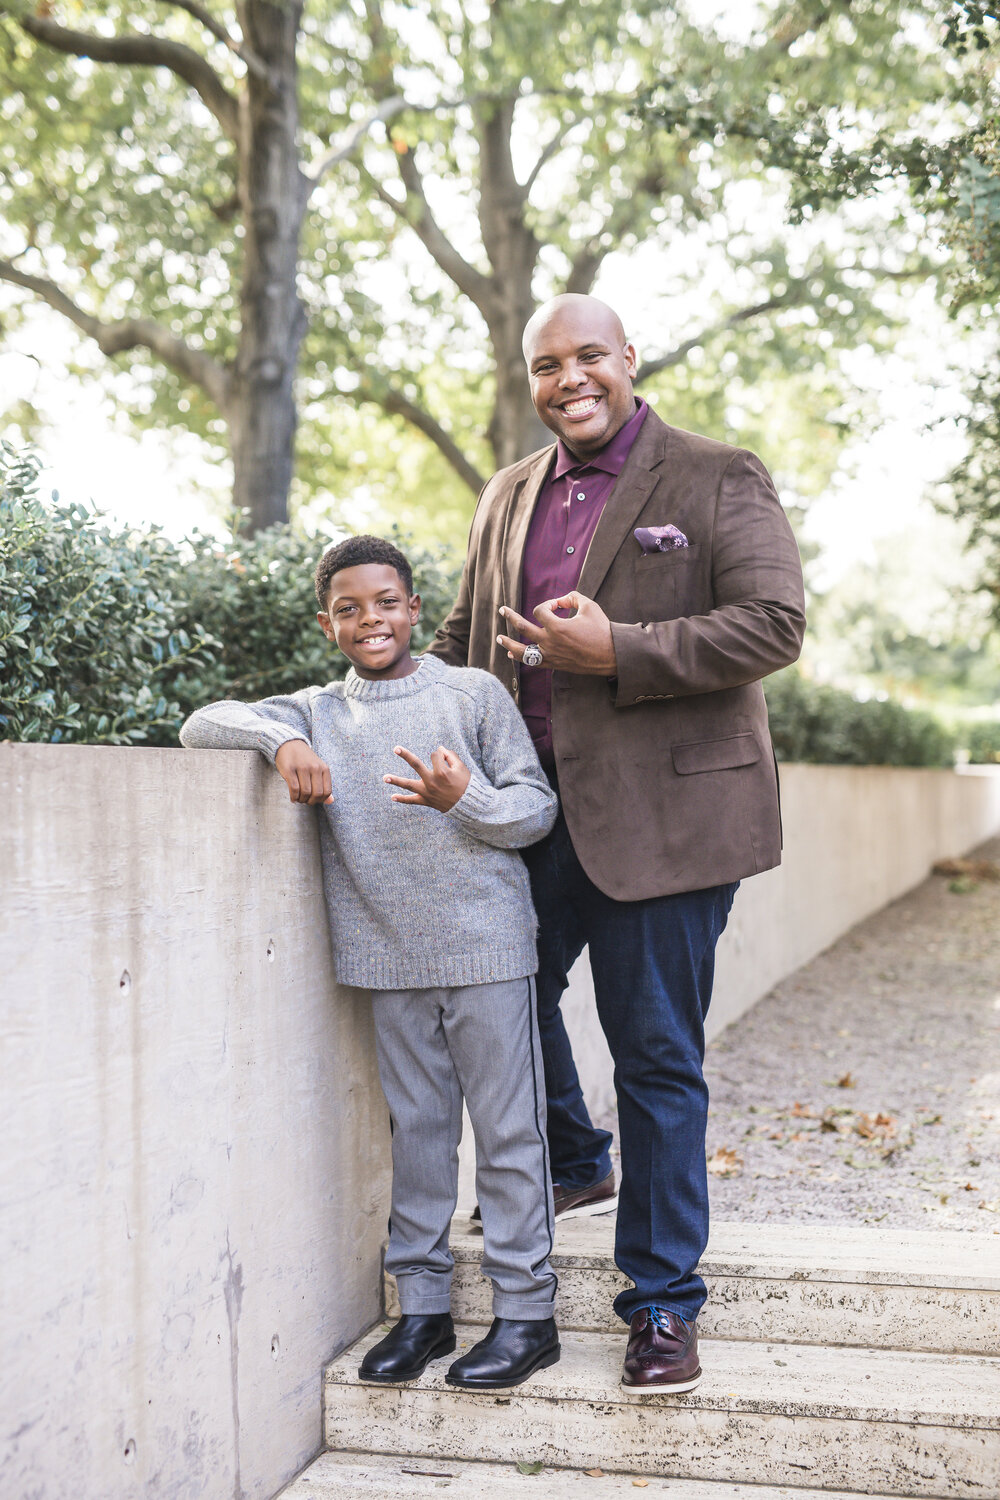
top-left (325, 1325), bottom-right (1000, 1497)
top-left (700, 838), bottom-right (1000, 1231)
top-left (1, 745), bottom-right (392, 1500)
top-left (445, 1217), bottom-right (1000, 1353)
top-left (281, 1451), bottom-right (904, 1499)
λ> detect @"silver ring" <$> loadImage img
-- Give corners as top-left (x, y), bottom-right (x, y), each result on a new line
top-left (521, 644), bottom-right (544, 668)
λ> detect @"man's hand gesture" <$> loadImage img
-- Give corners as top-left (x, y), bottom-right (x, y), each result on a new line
top-left (497, 592), bottom-right (617, 676)
top-left (384, 745), bottom-right (472, 812)
top-left (274, 740), bottom-right (334, 805)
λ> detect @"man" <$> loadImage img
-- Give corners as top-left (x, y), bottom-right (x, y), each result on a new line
top-left (428, 294), bottom-right (805, 1390)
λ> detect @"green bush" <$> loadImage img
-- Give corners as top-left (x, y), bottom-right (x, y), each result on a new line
top-left (0, 445), bottom-right (217, 744)
top-left (964, 720), bottom-right (1000, 764)
top-left (764, 667), bottom-right (956, 768)
top-left (0, 444), bottom-right (462, 746)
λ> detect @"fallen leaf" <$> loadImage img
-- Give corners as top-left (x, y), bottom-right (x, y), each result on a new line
top-left (790, 1101), bottom-right (816, 1118)
top-left (515, 1461), bottom-right (544, 1475)
top-left (963, 1182), bottom-right (978, 1192)
top-left (585, 1470), bottom-right (604, 1479)
top-left (707, 1146), bottom-right (743, 1177)
top-left (837, 1072), bottom-right (855, 1089)
top-left (933, 856), bottom-right (1000, 881)
top-left (948, 876), bottom-right (978, 894)
top-left (633, 1483), bottom-right (650, 1489)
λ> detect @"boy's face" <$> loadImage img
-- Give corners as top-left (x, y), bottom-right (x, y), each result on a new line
top-left (317, 562), bottom-right (421, 679)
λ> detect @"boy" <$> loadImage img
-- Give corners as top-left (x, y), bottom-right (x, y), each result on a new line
top-left (180, 535), bottom-right (560, 1390)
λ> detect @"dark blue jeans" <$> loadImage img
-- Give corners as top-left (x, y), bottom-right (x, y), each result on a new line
top-left (523, 801), bottom-right (737, 1323)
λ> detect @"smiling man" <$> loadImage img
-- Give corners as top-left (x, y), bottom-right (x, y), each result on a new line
top-left (428, 293), bottom-right (806, 1391)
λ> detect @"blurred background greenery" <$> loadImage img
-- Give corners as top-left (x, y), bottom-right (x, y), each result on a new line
top-left (2, 1), bottom-right (999, 752)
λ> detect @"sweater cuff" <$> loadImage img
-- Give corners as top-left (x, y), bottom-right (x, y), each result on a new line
top-left (258, 727), bottom-right (310, 764)
top-left (445, 771), bottom-right (497, 831)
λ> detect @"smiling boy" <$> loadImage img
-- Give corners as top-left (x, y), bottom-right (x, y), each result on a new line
top-left (180, 535), bottom-right (560, 1390)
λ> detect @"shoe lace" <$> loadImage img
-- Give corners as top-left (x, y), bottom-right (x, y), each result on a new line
top-left (645, 1305), bottom-right (688, 1334)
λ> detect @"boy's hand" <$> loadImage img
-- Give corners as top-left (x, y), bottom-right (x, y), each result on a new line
top-left (275, 740), bottom-right (334, 805)
top-left (384, 745), bottom-right (472, 812)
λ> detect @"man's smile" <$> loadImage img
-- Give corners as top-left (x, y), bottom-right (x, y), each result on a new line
top-left (559, 394), bottom-right (603, 418)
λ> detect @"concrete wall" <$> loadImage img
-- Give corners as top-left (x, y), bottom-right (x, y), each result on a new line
top-left (556, 763), bottom-right (1000, 1127)
top-left (5, 749), bottom-right (1000, 1499)
top-left (0, 744), bottom-right (391, 1500)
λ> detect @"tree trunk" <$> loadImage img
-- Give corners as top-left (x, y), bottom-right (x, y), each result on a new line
top-left (230, 1), bottom-right (308, 533)
top-left (477, 97), bottom-right (550, 472)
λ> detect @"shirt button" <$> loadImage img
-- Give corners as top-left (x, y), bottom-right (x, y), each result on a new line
top-left (566, 545), bottom-right (575, 555)
top-left (576, 491), bottom-right (586, 501)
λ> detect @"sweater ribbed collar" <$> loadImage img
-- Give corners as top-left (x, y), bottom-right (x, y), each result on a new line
top-left (343, 652), bottom-right (447, 701)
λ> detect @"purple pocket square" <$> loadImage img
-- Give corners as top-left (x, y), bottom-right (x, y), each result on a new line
top-left (634, 524), bottom-right (689, 554)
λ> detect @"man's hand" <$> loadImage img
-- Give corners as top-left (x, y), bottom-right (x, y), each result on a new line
top-left (497, 592), bottom-right (617, 676)
top-left (275, 740), bottom-right (333, 805)
top-left (384, 745), bottom-right (472, 812)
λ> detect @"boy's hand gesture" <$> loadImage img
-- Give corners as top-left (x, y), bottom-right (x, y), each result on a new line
top-left (275, 740), bottom-right (334, 805)
top-left (385, 745), bottom-right (472, 812)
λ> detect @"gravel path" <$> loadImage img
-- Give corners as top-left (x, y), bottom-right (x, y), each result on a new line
top-left (600, 840), bottom-right (1000, 1231)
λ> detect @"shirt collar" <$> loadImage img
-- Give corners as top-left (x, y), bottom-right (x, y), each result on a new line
top-left (553, 397), bottom-right (648, 478)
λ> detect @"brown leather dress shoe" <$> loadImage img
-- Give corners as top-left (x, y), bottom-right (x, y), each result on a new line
top-left (621, 1306), bottom-right (701, 1392)
top-left (469, 1169), bottom-right (618, 1233)
top-left (552, 1169), bottom-right (618, 1220)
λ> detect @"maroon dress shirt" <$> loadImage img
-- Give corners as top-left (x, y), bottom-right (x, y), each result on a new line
top-left (520, 398), bottom-right (649, 765)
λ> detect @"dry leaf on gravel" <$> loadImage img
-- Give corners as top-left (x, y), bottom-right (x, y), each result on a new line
top-left (837, 1072), bottom-right (855, 1088)
top-left (932, 857), bottom-right (1000, 881)
top-left (633, 1483), bottom-right (649, 1489)
top-left (707, 1146), bottom-right (743, 1177)
top-left (515, 1460), bottom-right (544, 1475)
top-left (584, 1470), bottom-right (604, 1479)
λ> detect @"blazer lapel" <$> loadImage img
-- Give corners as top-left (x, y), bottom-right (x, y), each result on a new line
top-left (502, 446), bottom-right (554, 610)
top-left (577, 412), bottom-right (672, 599)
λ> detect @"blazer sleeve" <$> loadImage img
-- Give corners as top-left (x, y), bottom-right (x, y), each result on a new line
top-left (609, 451), bottom-right (806, 706)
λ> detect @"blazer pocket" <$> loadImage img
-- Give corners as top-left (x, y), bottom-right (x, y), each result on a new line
top-left (634, 544), bottom-right (698, 569)
top-left (671, 732), bottom-right (761, 775)
top-left (633, 544), bottom-right (699, 620)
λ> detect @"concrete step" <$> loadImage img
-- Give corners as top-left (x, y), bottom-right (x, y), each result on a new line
top-left (324, 1324), bottom-right (1000, 1499)
top-left (282, 1450), bottom-right (907, 1499)
top-left (440, 1215), bottom-right (1000, 1354)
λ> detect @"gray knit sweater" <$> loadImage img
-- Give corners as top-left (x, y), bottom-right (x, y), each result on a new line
top-left (179, 655), bottom-right (558, 989)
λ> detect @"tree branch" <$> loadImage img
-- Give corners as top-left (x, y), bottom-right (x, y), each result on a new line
top-left (0, 258), bottom-right (231, 411)
top-left (562, 163), bottom-right (685, 296)
top-left (152, 0), bottom-right (272, 84)
top-left (522, 121), bottom-right (577, 197)
top-left (634, 288), bottom-right (811, 384)
top-left (306, 96), bottom-right (410, 185)
top-left (353, 373), bottom-right (484, 493)
top-left (19, 15), bottom-right (239, 140)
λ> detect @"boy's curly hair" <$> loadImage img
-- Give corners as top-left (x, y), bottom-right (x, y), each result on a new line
top-left (314, 534), bottom-right (414, 610)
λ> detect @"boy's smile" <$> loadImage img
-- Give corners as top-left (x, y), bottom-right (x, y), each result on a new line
top-left (317, 562), bottom-right (421, 680)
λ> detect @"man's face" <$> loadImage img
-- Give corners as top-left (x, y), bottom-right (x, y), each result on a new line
top-left (316, 563), bottom-right (420, 680)
top-left (525, 305), bottom-right (638, 458)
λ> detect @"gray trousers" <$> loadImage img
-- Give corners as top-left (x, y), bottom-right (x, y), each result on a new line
top-left (371, 976), bottom-right (557, 1320)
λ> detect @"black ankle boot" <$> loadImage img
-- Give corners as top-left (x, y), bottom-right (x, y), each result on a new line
top-left (358, 1313), bottom-right (456, 1384)
top-left (445, 1317), bottom-right (560, 1390)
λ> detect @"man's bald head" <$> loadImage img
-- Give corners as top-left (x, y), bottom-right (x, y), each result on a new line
top-left (521, 294), bottom-right (627, 362)
top-left (522, 294), bottom-right (638, 459)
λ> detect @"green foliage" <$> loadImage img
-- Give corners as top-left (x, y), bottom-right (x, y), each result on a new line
top-left (0, 445), bottom-right (462, 745)
top-left (0, 444), bottom-right (217, 744)
top-left (765, 668), bottom-right (957, 768)
top-left (965, 719), bottom-right (1000, 762)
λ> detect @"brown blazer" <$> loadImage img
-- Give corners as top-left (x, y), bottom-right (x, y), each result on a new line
top-left (427, 408), bottom-right (806, 900)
